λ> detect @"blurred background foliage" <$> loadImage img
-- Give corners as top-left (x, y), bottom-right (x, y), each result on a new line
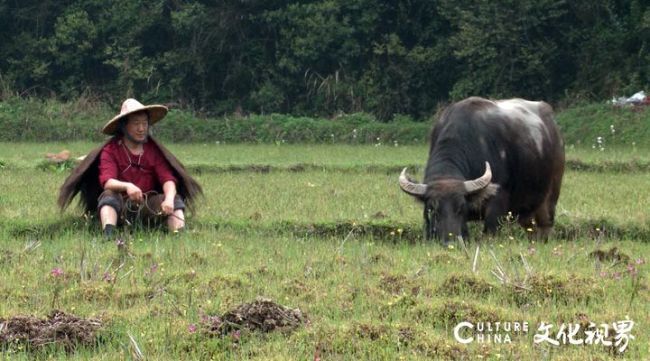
top-left (0, 0), bottom-right (648, 121)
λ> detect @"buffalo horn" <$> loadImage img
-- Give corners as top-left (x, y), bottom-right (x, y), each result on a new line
top-left (463, 162), bottom-right (492, 193)
top-left (399, 168), bottom-right (427, 196)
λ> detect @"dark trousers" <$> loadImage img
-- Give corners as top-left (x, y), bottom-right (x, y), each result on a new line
top-left (97, 190), bottom-right (185, 226)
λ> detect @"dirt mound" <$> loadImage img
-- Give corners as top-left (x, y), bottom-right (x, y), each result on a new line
top-left (433, 300), bottom-right (504, 325)
top-left (379, 273), bottom-right (421, 296)
top-left (589, 247), bottom-right (631, 264)
top-left (0, 250), bottom-right (14, 266)
top-left (439, 273), bottom-right (495, 297)
top-left (0, 310), bottom-right (102, 351)
top-left (201, 297), bottom-right (306, 335)
top-left (507, 273), bottom-right (602, 306)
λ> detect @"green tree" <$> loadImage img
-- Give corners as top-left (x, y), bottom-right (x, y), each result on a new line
top-left (438, 0), bottom-right (571, 101)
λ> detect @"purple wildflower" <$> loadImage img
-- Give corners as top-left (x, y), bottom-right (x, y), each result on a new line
top-left (627, 264), bottom-right (638, 277)
top-left (188, 324), bottom-right (197, 333)
top-left (50, 268), bottom-right (64, 277)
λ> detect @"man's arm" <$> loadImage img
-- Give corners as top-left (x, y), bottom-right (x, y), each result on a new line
top-left (161, 180), bottom-right (177, 215)
top-left (104, 179), bottom-right (143, 203)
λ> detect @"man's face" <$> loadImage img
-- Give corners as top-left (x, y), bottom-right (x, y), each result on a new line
top-left (125, 111), bottom-right (149, 143)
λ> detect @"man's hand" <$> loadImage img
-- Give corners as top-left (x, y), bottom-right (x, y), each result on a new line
top-left (161, 196), bottom-right (174, 215)
top-left (161, 180), bottom-right (177, 215)
top-left (125, 183), bottom-right (144, 203)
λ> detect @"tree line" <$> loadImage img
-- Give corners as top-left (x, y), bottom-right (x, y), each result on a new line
top-left (0, 0), bottom-right (648, 120)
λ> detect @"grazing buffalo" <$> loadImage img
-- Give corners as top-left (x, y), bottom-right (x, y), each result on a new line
top-left (399, 97), bottom-right (565, 243)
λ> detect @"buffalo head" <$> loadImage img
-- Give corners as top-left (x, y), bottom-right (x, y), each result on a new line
top-left (399, 162), bottom-right (498, 244)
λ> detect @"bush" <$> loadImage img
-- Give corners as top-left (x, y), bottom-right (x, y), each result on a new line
top-left (3, 97), bottom-right (650, 147)
top-left (0, 97), bottom-right (432, 144)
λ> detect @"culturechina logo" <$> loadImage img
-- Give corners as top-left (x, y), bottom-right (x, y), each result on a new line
top-left (454, 320), bottom-right (635, 353)
top-left (453, 321), bottom-right (528, 344)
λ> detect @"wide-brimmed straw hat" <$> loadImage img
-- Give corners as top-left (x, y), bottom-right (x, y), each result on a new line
top-left (102, 98), bottom-right (168, 135)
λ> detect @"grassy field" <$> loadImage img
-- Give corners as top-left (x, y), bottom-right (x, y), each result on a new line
top-left (0, 143), bottom-right (648, 360)
top-left (2, 142), bottom-right (650, 170)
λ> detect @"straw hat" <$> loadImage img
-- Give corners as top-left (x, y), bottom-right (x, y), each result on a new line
top-left (102, 98), bottom-right (168, 135)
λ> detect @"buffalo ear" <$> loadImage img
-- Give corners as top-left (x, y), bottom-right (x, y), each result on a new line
top-left (466, 183), bottom-right (499, 210)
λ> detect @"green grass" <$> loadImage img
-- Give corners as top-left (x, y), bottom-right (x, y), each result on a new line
top-left (0, 142), bottom-right (427, 169)
top-left (3, 142), bottom-right (650, 173)
top-left (0, 229), bottom-right (648, 360)
top-left (557, 102), bottom-right (650, 148)
top-left (1, 167), bottom-right (647, 238)
top-left (0, 143), bottom-right (649, 360)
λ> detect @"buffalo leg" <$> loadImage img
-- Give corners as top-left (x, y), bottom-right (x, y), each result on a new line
top-left (532, 173), bottom-right (562, 241)
top-left (423, 207), bottom-right (433, 240)
top-left (532, 197), bottom-right (558, 241)
top-left (483, 191), bottom-right (510, 235)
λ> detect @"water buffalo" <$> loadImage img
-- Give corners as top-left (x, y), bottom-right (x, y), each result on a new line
top-left (399, 97), bottom-right (565, 243)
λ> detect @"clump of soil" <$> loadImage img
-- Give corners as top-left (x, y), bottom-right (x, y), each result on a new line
top-left (379, 273), bottom-right (421, 296)
top-left (439, 273), bottom-right (495, 297)
top-left (508, 273), bottom-right (602, 305)
top-left (414, 335), bottom-right (468, 360)
top-left (433, 300), bottom-right (503, 326)
top-left (283, 279), bottom-right (311, 297)
top-left (201, 297), bottom-right (306, 336)
top-left (397, 327), bottom-right (415, 345)
top-left (352, 322), bottom-right (390, 341)
top-left (0, 250), bottom-right (14, 265)
top-left (379, 273), bottom-right (408, 294)
top-left (589, 247), bottom-right (631, 264)
top-left (207, 275), bottom-right (245, 291)
top-left (0, 310), bottom-right (102, 351)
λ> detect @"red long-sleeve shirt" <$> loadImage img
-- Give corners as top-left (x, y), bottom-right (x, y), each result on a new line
top-left (98, 137), bottom-right (177, 193)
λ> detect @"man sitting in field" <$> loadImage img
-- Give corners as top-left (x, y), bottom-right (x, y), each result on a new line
top-left (58, 98), bottom-right (202, 238)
